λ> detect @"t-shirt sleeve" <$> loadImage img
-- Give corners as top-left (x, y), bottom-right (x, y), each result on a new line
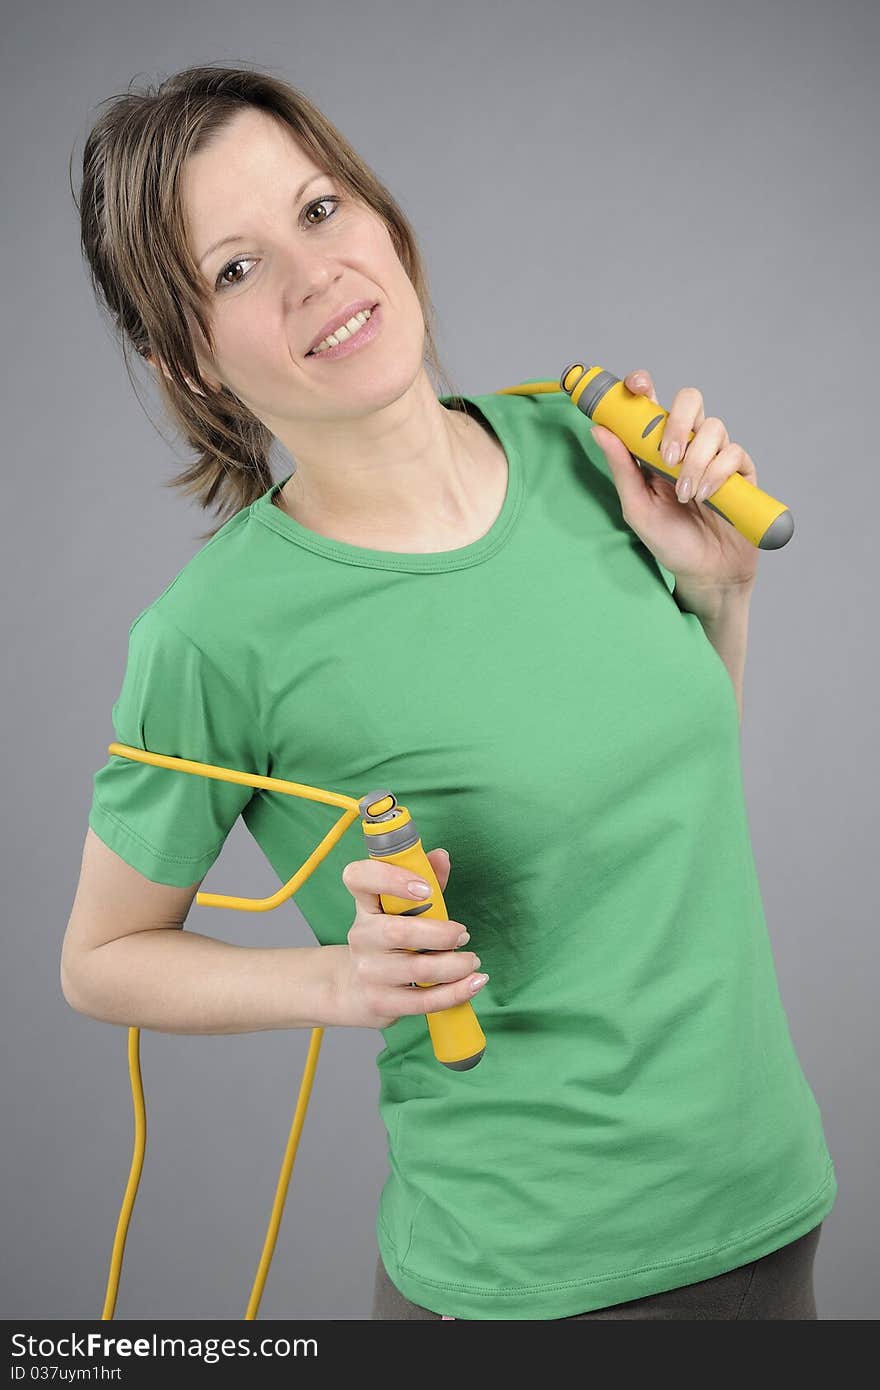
top-left (88, 607), bottom-right (263, 887)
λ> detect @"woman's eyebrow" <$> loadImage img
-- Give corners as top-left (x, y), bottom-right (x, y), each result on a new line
top-left (198, 173), bottom-right (328, 266)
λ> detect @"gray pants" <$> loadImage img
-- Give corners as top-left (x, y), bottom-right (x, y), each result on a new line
top-left (372, 1222), bottom-right (823, 1319)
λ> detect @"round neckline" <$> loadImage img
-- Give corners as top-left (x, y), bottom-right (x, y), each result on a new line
top-left (250, 391), bottom-right (523, 572)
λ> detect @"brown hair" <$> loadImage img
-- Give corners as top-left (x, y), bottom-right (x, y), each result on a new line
top-left (71, 61), bottom-right (465, 541)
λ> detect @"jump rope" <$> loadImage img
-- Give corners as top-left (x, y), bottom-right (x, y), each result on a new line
top-left (97, 362), bottom-right (793, 1319)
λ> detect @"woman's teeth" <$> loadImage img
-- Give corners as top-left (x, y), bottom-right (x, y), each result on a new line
top-left (311, 307), bottom-right (373, 355)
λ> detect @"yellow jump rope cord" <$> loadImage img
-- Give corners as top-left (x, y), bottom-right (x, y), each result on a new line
top-left (102, 1024), bottom-right (326, 1320)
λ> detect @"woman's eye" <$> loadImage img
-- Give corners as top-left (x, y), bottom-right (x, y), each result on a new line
top-left (214, 194), bottom-right (342, 292)
top-left (303, 194), bottom-right (341, 226)
top-left (215, 257), bottom-right (257, 292)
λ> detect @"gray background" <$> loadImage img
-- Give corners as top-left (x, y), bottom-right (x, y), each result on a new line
top-left (2, 0), bottom-right (876, 1322)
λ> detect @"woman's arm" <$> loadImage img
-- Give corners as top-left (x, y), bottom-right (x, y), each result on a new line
top-left (66, 927), bottom-right (345, 1035)
top-left (676, 583), bottom-right (754, 726)
top-left (62, 827), bottom-right (344, 1034)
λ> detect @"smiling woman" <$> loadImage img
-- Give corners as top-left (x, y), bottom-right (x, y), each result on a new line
top-left (71, 61), bottom-right (464, 540)
top-left (69, 57), bottom-right (838, 1327)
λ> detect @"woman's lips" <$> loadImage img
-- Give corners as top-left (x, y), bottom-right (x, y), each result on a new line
top-left (306, 303), bottom-right (382, 361)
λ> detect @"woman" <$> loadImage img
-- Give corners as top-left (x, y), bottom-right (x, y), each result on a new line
top-left (64, 62), bottom-right (836, 1320)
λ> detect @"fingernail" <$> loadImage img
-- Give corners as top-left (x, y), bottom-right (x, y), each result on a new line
top-left (663, 441), bottom-right (681, 467)
top-left (456, 930), bottom-right (470, 945)
top-left (676, 476), bottom-right (692, 502)
top-left (408, 880), bottom-right (431, 897)
top-left (469, 974), bottom-right (489, 992)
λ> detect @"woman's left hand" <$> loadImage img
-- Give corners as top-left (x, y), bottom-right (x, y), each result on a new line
top-left (590, 370), bottom-right (759, 614)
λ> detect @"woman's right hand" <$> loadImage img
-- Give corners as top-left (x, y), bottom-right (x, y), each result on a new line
top-left (331, 849), bottom-right (489, 1030)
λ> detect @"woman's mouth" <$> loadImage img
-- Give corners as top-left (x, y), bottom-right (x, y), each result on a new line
top-left (306, 303), bottom-right (382, 361)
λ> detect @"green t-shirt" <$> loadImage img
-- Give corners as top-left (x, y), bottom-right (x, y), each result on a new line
top-left (88, 379), bottom-right (837, 1319)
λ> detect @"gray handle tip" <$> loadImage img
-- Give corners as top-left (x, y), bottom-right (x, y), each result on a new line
top-left (442, 1048), bottom-right (486, 1071)
top-left (759, 509), bottom-right (795, 549)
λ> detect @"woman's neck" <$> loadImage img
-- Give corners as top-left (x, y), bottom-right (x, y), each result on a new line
top-left (274, 404), bottom-right (507, 554)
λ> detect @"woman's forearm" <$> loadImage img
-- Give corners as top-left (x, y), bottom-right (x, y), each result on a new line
top-left (696, 588), bottom-right (753, 726)
top-left (674, 580), bottom-right (754, 726)
top-left (66, 928), bottom-right (349, 1035)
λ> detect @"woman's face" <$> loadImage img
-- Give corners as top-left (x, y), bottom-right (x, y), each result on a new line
top-left (178, 105), bottom-right (427, 431)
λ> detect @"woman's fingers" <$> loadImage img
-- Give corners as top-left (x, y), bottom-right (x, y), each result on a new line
top-left (425, 847), bottom-right (452, 892)
top-left (341, 845), bottom-right (450, 914)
